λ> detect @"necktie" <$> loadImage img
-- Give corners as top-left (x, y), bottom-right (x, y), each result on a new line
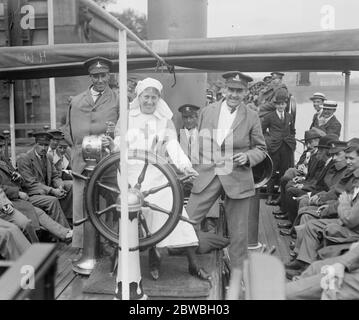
top-left (280, 112), bottom-right (284, 121)
top-left (230, 106), bottom-right (237, 114)
top-left (41, 156), bottom-right (47, 182)
top-left (94, 91), bottom-right (102, 103)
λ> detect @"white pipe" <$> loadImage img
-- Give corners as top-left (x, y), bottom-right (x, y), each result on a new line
top-left (344, 71), bottom-right (350, 140)
top-left (9, 82), bottom-right (16, 167)
top-left (48, 0), bottom-right (56, 128)
top-left (118, 29), bottom-right (129, 300)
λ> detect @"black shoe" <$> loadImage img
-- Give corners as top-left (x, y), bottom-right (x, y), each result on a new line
top-left (149, 247), bottom-right (161, 280)
top-left (277, 221), bottom-right (292, 229)
top-left (272, 209), bottom-right (285, 215)
top-left (274, 214), bottom-right (288, 220)
top-left (271, 199), bottom-right (281, 206)
top-left (188, 265), bottom-right (212, 281)
top-left (289, 241), bottom-right (296, 251)
top-left (286, 269), bottom-right (302, 280)
top-left (289, 251), bottom-right (297, 259)
top-left (280, 228), bottom-right (294, 236)
top-left (285, 259), bottom-right (308, 270)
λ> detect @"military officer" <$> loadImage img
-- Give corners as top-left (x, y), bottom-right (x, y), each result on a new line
top-left (62, 56), bottom-right (119, 250)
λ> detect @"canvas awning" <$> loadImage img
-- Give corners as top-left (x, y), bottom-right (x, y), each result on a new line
top-left (1, 28), bottom-right (359, 79)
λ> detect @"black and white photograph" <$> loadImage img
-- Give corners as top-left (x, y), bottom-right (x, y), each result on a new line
top-left (0, 0), bottom-right (359, 305)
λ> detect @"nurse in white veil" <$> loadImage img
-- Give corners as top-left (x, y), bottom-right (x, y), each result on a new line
top-left (103, 78), bottom-right (211, 281)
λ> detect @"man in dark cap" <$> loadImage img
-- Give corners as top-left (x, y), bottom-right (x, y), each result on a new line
top-left (47, 129), bottom-right (64, 159)
top-left (263, 75), bottom-right (272, 85)
top-left (178, 104), bottom-right (200, 162)
top-left (262, 89), bottom-right (296, 205)
top-left (186, 71), bottom-right (267, 273)
top-left (17, 131), bottom-right (71, 231)
top-left (285, 143), bottom-right (359, 278)
top-left (62, 56), bottom-right (119, 254)
top-left (0, 134), bottom-right (72, 242)
top-left (258, 71), bottom-right (290, 119)
top-left (273, 129), bottom-right (322, 213)
top-left (277, 134), bottom-right (338, 235)
top-left (310, 100), bottom-right (342, 137)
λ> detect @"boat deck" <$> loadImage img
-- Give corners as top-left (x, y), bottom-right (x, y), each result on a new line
top-left (54, 199), bottom-right (290, 300)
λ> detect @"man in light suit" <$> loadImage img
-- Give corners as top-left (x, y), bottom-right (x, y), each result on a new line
top-left (186, 71), bottom-right (267, 270)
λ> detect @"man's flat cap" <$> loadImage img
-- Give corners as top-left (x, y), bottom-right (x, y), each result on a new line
top-left (84, 56), bottom-right (112, 74)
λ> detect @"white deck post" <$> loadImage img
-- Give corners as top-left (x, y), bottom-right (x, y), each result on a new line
top-left (118, 29), bottom-right (129, 300)
top-left (48, 0), bottom-right (56, 129)
top-left (9, 82), bottom-right (16, 167)
top-left (343, 71), bottom-right (351, 141)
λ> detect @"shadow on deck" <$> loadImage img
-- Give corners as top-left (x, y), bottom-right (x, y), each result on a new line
top-left (55, 199), bottom-right (290, 300)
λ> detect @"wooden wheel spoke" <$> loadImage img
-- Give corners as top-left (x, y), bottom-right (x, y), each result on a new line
top-left (96, 204), bottom-right (119, 217)
top-left (134, 160), bottom-right (148, 190)
top-left (96, 182), bottom-right (121, 194)
top-left (143, 201), bottom-right (171, 216)
top-left (142, 181), bottom-right (170, 198)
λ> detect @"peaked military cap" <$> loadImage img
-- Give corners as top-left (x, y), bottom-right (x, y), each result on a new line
top-left (329, 141), bottom-right (348, 154)
top-left (271, 71), bottom-right (285, 77)
top-left (323, 100), bottom-right (338, 109)
top-left (178, 104), bottom-right (200, 115)
top-left (317, 134), bottom-right (339, 149)
top-left (222, 71), bottom-right (253, 89)
top-left (48, 129), bottom-right (64, 140)
top-left (58, 138), bottom-right (69, 147)
top-left (310, 92), bottom-right (326, 101)
top-left (263, 75), bottom-right (272, 81)
top-left (33, 131), bottom-right (52, 143)
top-left (84, 56), bottom-right (113, 74)
top-left (345, 138), bottom-right (359, 153)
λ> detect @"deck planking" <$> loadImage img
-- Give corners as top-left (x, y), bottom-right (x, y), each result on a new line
top-left (55, 199), bottom-right (292, 300)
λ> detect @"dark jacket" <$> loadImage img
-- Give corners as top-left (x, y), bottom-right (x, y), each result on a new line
top-left (261, 110), bottom-right (296, 153)
top-left (17, 148), bottom-right (64, 196)
top-left (310, 114), bottom-right (342, 137)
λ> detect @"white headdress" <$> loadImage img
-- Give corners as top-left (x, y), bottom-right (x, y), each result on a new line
top-left (130, 77), bottom-right (173, 119)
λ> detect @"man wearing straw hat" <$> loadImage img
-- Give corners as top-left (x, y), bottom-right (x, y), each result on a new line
top-left (310, 100), bottom-right (342, 137)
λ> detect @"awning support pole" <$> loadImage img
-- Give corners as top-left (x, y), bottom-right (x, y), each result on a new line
top-left (48, 0), bottom-right (56, 129)
top-left (9, 82), bottom-right (16, 167)
top-left (118, 28), bottom-right (129, 301)
top-left (343, 71), bottom-right (351, 141)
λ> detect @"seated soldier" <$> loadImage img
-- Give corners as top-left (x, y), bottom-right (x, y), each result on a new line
top-left (286, 241), bottom-right (359, 300)
top-left (17, 131), bottom-right (72, 228)
top-left (272, 129), bottom-right (321, 209)
top-left (290, 141), bottom-right (359, 257)
top-left (53, 138), bottom-right (72, 181)
top-left (275, 134), bottom-right (337, 234)
top-left (0, 188), bottom-right (38, 243)
top-left (285, 179), bottom-right (359, 279)
top-left (0, 218), bottom-right (31, 260)
top-left (0, 136), bottom-right (72, 242)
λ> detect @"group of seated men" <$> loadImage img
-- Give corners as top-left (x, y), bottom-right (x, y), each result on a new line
top-left (0, 129), bottom-right (73, 261)
top-left (265, 91), bottom-right (359, 299)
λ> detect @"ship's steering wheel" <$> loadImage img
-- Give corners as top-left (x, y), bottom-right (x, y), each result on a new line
top-left (83, 149), bottom-right (190, 250)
